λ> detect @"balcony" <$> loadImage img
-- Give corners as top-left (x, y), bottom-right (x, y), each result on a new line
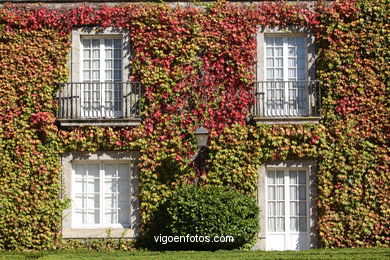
top-left (56, 82), bottom-right (143, 127)
top-left (251, 81), bottom-right (321, 124)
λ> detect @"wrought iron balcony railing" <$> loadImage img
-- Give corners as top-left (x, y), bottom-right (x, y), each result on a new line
top-left (56, 82), bottom-right (143, 122)
top-left (252, 81), bottom-right (321, 119)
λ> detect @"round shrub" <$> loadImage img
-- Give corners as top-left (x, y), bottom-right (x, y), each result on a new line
top-left (157, 185), bottom-right (260, 250)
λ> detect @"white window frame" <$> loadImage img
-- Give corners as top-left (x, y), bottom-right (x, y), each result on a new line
top-left (71, 160), bottom-right (131, 229)
top-left (61, 152), bottom-right (139, 238)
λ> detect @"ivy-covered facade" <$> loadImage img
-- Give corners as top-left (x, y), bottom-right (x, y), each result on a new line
top-left (0, 0), bottom-right (388, 251)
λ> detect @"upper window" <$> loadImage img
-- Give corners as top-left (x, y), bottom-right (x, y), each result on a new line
top-left (253, 32), bottom-right (320, 121)
top-left (56, 28), bottom-right (142, 126)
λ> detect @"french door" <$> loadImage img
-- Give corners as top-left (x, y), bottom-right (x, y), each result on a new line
top-left (266, 169), bottom-right (309, 250)
top-left (264, 36), bottom-right (309, 117)
top-left (81, 37), bottom-right (123, 118)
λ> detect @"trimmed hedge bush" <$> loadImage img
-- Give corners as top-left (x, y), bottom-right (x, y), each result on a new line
top-left (148, 185), bottom-right (259, 250)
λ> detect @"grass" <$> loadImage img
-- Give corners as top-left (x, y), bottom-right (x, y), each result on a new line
top-left (0, 248), bottom-right (389, 260)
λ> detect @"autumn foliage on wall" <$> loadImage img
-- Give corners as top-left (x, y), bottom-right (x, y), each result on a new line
top-left (0, 0), bottom-right (388, 250)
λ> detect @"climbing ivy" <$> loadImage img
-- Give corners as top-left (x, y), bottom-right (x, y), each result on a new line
top-left (0, 0), bottom-right (388, 250)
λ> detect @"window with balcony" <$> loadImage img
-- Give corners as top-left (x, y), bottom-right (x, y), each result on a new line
top-left (57, 28), bottom-right (142, 126)
top-left (253, 32), bottom-right (320, 123)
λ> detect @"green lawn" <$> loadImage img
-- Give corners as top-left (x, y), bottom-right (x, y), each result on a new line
top-left (0, 248), bottom-right (389, 260)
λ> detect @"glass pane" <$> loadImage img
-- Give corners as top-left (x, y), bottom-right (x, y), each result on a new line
top-left (92, 49), bottom-right (100, 59)
top-left (297, 58), bottom-right (305, 67)
top-left (290, 201), bottom-right (297, 216)
top-left (277, 217), bottom-right (285, 232)
top-left (104, 39), bottom-right (113, 47)
top-left (266, 69), bottom-right (274, 78)
top-left (119, 181), bottom-right (129, 193)
top-left (276, 171), bottom-right (284, 184)
top-left (83, 60), bottom-right (91, 70)
top-left (92, 39), bottom-right (100, 48)
top-left (105, 49), bottom-right (113, 58)
top-left (268, 217), bottom-right (275, 232)
top-left (299, 202), bottom-right (307, 216)
top-left (290, 186), bottom-right (298, 200)
top-left (83, 71), bottom-right (91, 81)
top-left (119, 209), bottom-right (130, 226)
top-left (74, 179), bottom-right (86, 193)
top-left (265, 37), bottom-right (274, 46)
top-left (266, 58), bottom-right (274, 67)
top-left (83, 39), bottom-right (91, 48)
top-left (105, 70), bottom-right (113, 80)
top-left (92, 70), bottom-right (100, 80)
top-left (299, 186), bottom-right (306, 200)
top-left (290, 217), bottom-right (298, 232)
top-left (267, 171), bottom-right (275, 184)
top-left (299, 217), bottom-right (307, 232)
top-left (275, 69), bottom-right (283, 78)
top-left (288, 68), bottom-right (296, 78)
top-left (74, 210), bottom-right (85, 225)
top-left (287, 37), bottom-right (295, 46)
top-left (88, 209), bottom-right (100, 224)
top-left (105, 210), bottom-right (117, 224)
top-left (87, 194), bottom-right (100, 209)
top-left (274, 37), bottom-right (283, 46)
top-left (105, 194), bottom-right (118, 209)
top-left (297, 69), bottom-right (305, 79)
top-left (105, 60), bottom-right (113, 69)
top-left (114, 39), bottom-right (121, 48)
top-left (268, 202), bottom-right (275, 216)
top-left (87, 178), bottom-right (100, 193)
top-left (87, 164), bottom-right (99, 178)
top-left (288, 58), bottom-right (296, 67)
top-left (297, 47), bottom-right (304, 57)
top-left (290, 171), bottom-right (297, 184)
top-left (83, 50), bottom-right (91, 59)
top-left (118, 194), bottom-right (130, 208)
top-left (268, 186), bottom-right (275, 200)
top-left (266, 47), bottom-right (273, 57)
top-left (105, 179), bottom-right (118, 193)
top-left (114, 60), bottom-right (121, 69)
top-left (298, 171), bottom-right (306, 184)
top-left (275, 47), bottom-right (283, 56)
top-left (114, 49), bottom-right (121, 58)
top-left (118, 164), bottom-right (129, 179)
top-left (276, 201), bottom-right (284, 216)
top-left (114, 70), bottom-right (121, 80)
top-left (296, 37), bottom-right (305, 46)
top-left (104, 164), bottom-right (116, 178)
top-left (74, 164), bottom-right (86, 178)
top-left (275, 58), bottom-right (283, 67)
top-left (74, 194), bottom-right (86, 209)
top-left (276, 186), bottom-right (284, 200)
top-left (92, 60), bottom-right (100, 69)
top-left (288, 47), bottom-right (296, 56)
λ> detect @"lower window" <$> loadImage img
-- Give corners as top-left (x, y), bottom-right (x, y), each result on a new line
top-left (72, 161), bottom-right (130, 228)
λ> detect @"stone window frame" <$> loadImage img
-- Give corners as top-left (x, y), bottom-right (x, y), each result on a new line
top-left (254, 160), bottom-right (318, 250)
top-left (61, 151), bottom-right (140, 238)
